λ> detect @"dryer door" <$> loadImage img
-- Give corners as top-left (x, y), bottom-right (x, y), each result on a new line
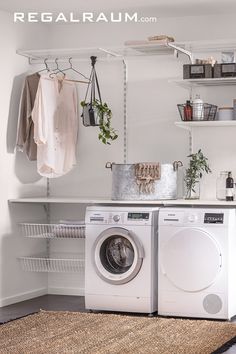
top-left (93, 227), bottom-right (144, 285)
top-left (161, 228), bottom-right (222, 292)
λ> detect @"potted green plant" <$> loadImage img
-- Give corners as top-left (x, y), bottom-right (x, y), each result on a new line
top-left (81, 99), bottom-right (118, 145)
top-left (184, 149), bottom-right (211, 199)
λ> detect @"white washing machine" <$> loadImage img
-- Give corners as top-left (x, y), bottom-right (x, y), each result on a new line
top-left (158, 208), bottom-right (236, 320)
top-left (85, 206), bottom-right (159, 314)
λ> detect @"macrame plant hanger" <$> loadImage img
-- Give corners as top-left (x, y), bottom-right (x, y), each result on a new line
top-left (82, 56), bottom-right (103, 126)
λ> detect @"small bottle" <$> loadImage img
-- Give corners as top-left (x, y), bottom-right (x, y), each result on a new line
top-left (216, 171), bottom-right (228, 200)
top-left (226, 172), bottom-right (234, 201)
top-left (184, 100), bottom-right (192, 121)
top-left (192, 94), bottom-right (204, 120)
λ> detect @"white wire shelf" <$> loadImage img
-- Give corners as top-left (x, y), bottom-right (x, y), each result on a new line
top-left (175, 120), bottom-right (236, 130)
top-left (170, 77), bottom-right (236, 88)
top-left (16, 41), bottom-right (184, 63)
top-left (20, 222), bottom-right (85, 239)
top-left (17, 39), bottom-right (236, 64)
top-left (182, 39), bottom-right (236, 53)
top-left (19, 253), bottom-right (84, 273)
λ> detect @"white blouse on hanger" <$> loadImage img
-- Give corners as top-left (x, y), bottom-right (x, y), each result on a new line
top-left (32, 75), bottom-right (78, 178)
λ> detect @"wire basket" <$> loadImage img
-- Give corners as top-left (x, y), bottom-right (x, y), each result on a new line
top-left (18, 253), bottom-right (84, 273)
top-left (20, 222), bottom-right (85, 239)
top-left (177, 103), bottom-right (217, 121)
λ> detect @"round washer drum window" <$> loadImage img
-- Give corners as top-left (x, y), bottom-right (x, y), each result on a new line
top-left (100, 235), bottom-right (134, 274)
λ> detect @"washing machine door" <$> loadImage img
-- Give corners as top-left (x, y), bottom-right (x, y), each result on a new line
top-left (161, 228), bottom-right (222, 292)
top-left (93, 227), bottom-right (144, 285)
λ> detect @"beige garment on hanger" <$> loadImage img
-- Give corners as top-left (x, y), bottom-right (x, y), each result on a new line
top-left (32, 75), bottom-right (78, 178)
top-left (16, 72), bottom-right (40, 161)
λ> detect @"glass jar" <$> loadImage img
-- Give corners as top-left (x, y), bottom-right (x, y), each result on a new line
top-left (185, 180), bottom-right (200, 200)
top-left (216, 171), bottom-right (228, 200)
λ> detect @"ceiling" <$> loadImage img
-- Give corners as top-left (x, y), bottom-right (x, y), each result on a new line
top-left (1, 0), bottom-right (236, 17)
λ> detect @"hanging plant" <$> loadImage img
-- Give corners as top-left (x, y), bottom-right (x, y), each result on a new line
top-left (81, 56), bottom-right (118, 145)
top-left (81, 99), bottom-right (118, 145)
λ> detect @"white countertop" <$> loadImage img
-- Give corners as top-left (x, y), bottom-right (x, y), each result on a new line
top-left (8, 197), bottom-right (236, 207)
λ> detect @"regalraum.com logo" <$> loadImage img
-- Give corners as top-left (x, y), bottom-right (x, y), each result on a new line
top-left (14, 12), bottom-right (157, 23)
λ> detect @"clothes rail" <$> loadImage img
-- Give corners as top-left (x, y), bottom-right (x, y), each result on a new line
top-left (16, 46), bottom-right (129, 164)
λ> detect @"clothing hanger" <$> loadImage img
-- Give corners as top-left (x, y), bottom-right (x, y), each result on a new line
top-left (60, 57), bottom-right (91, 84)
top-left (49, 58), bottom-right (89, 84)
top-left (49, 58), bottom-right (66, 79)
top-left (37, 58), bottom-right (50, 74)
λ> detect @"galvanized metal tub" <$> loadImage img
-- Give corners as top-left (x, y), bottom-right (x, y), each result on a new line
top-left (106, 162), bottom-right (183, 200)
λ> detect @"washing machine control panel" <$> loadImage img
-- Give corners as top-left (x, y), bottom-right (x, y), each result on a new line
top-left (111, 213), bottom-right (150, 223)
top-left (86, 209), bottom-right (154, 225)
top-left (127, 212), bottom-right (149, 220)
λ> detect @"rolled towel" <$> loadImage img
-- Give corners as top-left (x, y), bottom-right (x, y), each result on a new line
top-left (148, 35), bottom-right (175, 42)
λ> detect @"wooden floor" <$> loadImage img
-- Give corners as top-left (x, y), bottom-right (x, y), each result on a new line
top-left (0, 295), bottom-right (86, 324)
top-left (0, 295), bottom-right (236, 353)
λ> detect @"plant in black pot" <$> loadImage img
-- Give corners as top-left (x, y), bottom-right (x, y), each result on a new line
top-left (184, 149), bottom-right (211, 199)
top-left (81, 56), bottom-right (118, 145)
top-left (81, 99), bottom-right (118, 145)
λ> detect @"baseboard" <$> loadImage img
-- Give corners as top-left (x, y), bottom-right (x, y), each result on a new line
top-left (0, 287), bottom-right (84, 307)
top-left (0, 288), bottom-right (48, 307)
top-left (47, 287), bottom-right (84, 296)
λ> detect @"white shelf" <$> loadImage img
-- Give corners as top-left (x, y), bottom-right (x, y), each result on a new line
top-left (164, 199), bottom-right (236, 206)
top-left (182, 39), bottom-right (236, 53)
top-left (9, 197), bottom-right (166, 205)
top-left (19, 253), bottom-right (84, 273)
top-left (171, 77), bottom-right (236, 89)
top-left (17, 47), bottom-right (121, 61)
top-left (17, 42), bottom-right (183, 63)
top-left (8, 196), bottom-right (236, 207)
top-left (20, 222), bottom-right (85, 239)
top-left (175, 120), bottom-right (236, 130)
top-left (17, 39), bottom-right (236, 65)
top-left (9, 197), bottom-right (127, 204)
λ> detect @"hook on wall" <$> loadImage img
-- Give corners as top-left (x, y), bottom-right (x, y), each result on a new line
top-left (90, 56), bottom-right (97, 67)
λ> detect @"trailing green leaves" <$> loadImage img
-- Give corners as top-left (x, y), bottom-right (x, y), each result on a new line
top-left (81, 99), bottom-right (118, 145)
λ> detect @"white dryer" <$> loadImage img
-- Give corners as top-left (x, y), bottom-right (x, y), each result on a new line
top-left (158, 208), bottom-right (236, 320)
top-left (85, 206), bottom-right (159, 314)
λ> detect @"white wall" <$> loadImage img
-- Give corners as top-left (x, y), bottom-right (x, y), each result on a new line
top-left (45, 14), bottom-right (236, 294)
top-left (48, 13), bottom-right (236, 200)
top-left (0, 10), bottom-right (51, 306)
top-left (2, 10), bottom-right (236, 301)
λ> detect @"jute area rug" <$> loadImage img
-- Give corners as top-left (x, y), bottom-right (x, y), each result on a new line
top-left (0, 311), bottom-right (236, 354)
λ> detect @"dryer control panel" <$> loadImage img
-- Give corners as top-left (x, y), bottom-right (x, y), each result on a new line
top-left (204, 213), bottom-right (224, 224)
top-left (159, 208), bottom-right (234, 227)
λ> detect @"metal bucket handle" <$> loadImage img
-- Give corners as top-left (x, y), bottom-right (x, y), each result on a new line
top-left (106, 161), bottom-right (183, 171)
top-left (173, 160), bottom-right (183, 171)
top-left (105, 162), bottom-right (114, 170)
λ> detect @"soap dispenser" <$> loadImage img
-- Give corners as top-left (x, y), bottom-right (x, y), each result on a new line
top-left (192, 94), bottom-right (204, 120)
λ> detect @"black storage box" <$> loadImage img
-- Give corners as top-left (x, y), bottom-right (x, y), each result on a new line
top-left (214, 63), bottom-right (236, 78)
top-left (183, 64), bottom-right (212, 79)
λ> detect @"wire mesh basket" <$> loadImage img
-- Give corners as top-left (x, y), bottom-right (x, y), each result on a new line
top-left (18, 253), bottom-right (84, 273)
top-left (20, 222), bottom-right (85, 239)
top-left (177, 103), bottom-right (217, 121)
